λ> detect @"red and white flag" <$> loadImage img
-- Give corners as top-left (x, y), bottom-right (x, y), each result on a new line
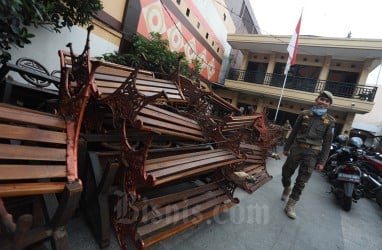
top-left (284, 14), bottom-right (302, 75)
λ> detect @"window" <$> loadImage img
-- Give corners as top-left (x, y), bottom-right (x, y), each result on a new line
top-left (205, 33), bottom-right (209, 39)
top-left (186, 8), bottom-right (190, 16)
top-left (212, 41), bottom-right (214, 46)
top-left (197, 22), bottom-right (200, 29)
top-left (223, 13), bottom-right (226, 21)
top-left (176, 0), bottom-right (181, 4)
top-left (217, 48), bottom-right (220, 53)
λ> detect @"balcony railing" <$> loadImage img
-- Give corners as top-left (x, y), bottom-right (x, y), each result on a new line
top-left (227, 69), bottom-right (378, 102)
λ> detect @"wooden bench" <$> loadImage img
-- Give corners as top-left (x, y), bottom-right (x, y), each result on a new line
top-left (79, 133), bottom-right (215, 248)
top-left (0, 103), bottom-right (82, 249)
top-left (220, 114), bottom-right (263, 143)
top-left (235, 143), bottom-right (274, 193)
top-left (0, 26), bottom-right (95, 249)
top-left (59, 50), bottom-right (186, 104)
top-left (125, 179), bottom-right (238, 249)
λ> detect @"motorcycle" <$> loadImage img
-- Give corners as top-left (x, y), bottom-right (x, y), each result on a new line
top-left (326, 137), bottom-right (364, 211)
top-left (328, 161), bottom-right (362, 211)
top-left (324, 134), bottom-right (351, 173)
top-left (358, 162), bottom-right (382, 208)
top-left (360, 152), bottom-right (382, 177)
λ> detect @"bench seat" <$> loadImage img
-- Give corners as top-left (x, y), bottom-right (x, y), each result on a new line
top-left (145, 148), bottom-right (244, 186)
top-left (0, 103), bottom-right (82, 249)
top-left (136, 104), bottom-right (206, 142)
top-left (222, 114), bottom-right (262, 133)
top-left (235, 143), bottom-right (273, 193)
top-left (129, 180), bottom-right (238, 249)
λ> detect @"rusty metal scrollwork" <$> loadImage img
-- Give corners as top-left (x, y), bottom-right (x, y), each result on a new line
top-left (219, 179), bottom-right (240, 204)
top-left (58, 25), bottom-right (95, 182)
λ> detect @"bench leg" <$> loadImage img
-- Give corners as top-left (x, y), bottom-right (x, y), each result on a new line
top-left (51, 226), bottom-right (69, 250)
top-left (12, 214), bottom-right (33, 250)
top-left (84, 161), bottom-right (119, 248)
top-left (96, 162), bottom-right (119, 248)
top-left (50, 181), bottom-right (82, 227)
top-left (49, 181), bottom-right (82, 249)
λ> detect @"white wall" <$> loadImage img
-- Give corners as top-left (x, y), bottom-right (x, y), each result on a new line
top-left (7, 26), bottom-right (118, 82)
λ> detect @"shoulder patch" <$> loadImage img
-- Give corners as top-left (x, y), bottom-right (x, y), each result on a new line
top-left (326, 114), bottom-right (336, 123)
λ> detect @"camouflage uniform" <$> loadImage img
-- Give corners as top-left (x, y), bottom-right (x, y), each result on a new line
top-left (282, 110), bottom-right (335, 201)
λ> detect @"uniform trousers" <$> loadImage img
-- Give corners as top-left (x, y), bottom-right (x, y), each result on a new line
top-left (281, 144), bottom-right (320, 201)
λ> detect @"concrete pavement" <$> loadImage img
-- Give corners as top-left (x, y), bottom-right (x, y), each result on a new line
top-left (67, 148), bottom-right (382, 249)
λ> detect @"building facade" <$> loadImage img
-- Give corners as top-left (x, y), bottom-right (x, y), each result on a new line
top-left (212, 34), bottom-right (382, 136)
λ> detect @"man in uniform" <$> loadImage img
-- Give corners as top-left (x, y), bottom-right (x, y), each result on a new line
top-left (281, 91), bottom-right (335, 219)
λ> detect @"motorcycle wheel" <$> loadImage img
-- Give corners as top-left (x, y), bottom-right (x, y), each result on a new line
top-left (342, 196), bottom-right (352, 211)
top-left (376, 189), bottom-right (382, 209)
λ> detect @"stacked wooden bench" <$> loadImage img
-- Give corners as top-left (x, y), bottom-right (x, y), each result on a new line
top-left (64, 55), bottom-right (246, 249)
top-left (0, 103), bottom-right (82, 249)
top-left (0, 26), bottom-right (99, 249)
top-left (177, 74), bottom-right (279, 195)
top-left (237, 143), bottom-right (274, 193)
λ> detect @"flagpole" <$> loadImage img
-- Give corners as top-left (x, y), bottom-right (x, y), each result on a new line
top-left (274, 12), bottom-right (302, 123)
top-left (274, 73), bottom-right (288, 123)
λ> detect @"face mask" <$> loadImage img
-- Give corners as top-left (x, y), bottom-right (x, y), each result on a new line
top-left (312, 107), bottom-right (327, 116)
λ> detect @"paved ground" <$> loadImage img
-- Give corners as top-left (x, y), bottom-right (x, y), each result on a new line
top-left (67, 148), bottom-right (382, 249)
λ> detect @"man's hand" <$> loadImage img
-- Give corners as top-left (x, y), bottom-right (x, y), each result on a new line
top-left (315, 163), bottom-right (324, 172)
top-left (283, 150), bottom-right (289, 156)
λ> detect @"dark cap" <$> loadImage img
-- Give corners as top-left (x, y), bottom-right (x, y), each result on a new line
top-left (318, 90), bottom-right (333, 104)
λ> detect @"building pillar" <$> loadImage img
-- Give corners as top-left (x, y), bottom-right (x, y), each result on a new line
top-left (238, 50), bottom-right (249, 80)
top-left (317, 56), bottom-right (331, 91)
top-left (265, 52), bottom-right (276, 85)
top-left (231, 92), bottom-right (239, 107)
top-left (256, 97), bottom-right (265, 113)
top-left (341, 112), bottom-right (355, 135)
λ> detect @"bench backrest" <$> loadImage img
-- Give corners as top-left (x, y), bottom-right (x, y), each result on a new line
top-left (137, 104), bottom-right (206, 142)
top-left (92, 61), bottom-right (185, 102)
top-left (0, 103), bottom-right (68, 197)
top-left (222, 115), bottom-right (262, 132)
top-left (59, 50), bottom-right (185, 103)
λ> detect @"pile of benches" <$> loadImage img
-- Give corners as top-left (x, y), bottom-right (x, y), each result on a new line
top-left (0, 26), bottom-right (281, 249)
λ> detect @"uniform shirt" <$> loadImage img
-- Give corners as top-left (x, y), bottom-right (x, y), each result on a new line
top-left (284, 110), bottom-right (335, 165)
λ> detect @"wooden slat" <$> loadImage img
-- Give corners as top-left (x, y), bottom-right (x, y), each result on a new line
top-left (0, 165), bottom-right (66, 180)
top-left (135, 78), bottom-right (178, 89)
top-left (0, 144), bottom-right (66, 161)
top-left (138, 91), bottom-right (182, 100)
top-left (152, 158), bottom-right (244, 186)
top-left (0, 124), bottom-right (66, 144)
top-left (0, 182), bottom-right (66, 197)
top-left (143, 105), bottom-right (199, 126)
top-left (241, 143), bottom-right (263, 151)
top-left (146, 149), bottom-right (233, 171)
top-left (146, 149), bottom-right (226, 165)
top-left (0, 103), bottom-right (66, 129)
top-left (138, 116), bottom-right (203, 137)
top-left (136, 85), bottom-right (180, 94)
top-left (135, 181), bottom-right (221, 208)
top-left (141, 202), bottom-right (236, 248)
top-left (94, 61), bottom-right (154, 78)
top-left (138, 195), bottom-right (230, 236)
top-left (149, 154), bottom-right (239, 178)
top-left (141, 189), bottom-right (224, 223)
top-left (94, 78), bottom-right (125, 86)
